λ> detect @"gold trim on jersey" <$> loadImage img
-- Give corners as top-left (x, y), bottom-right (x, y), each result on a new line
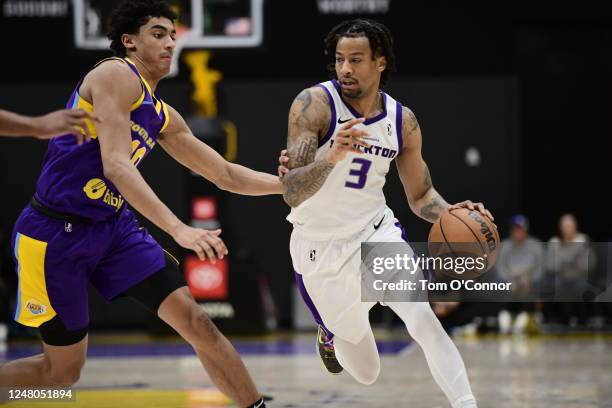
top-left (125, 57), bottom-right (163, 115)
top-left (72, 57), bottom-right (169, 140)
top-left (89, 57), bottom-right (146, 111)
top-left (76, 92), bottom-right (144, 113)
top-left (160, 101), bottom-right (170, 133)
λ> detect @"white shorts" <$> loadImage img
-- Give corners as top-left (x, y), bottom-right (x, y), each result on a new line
top-left (291, 207), bottom-right (414, 344)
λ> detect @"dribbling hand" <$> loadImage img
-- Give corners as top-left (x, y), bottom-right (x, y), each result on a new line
top-left (449, 200), bottom-right (496, 229)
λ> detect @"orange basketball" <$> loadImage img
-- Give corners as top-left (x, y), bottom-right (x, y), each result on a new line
top-left (428, 208), bottom-right (500, 279)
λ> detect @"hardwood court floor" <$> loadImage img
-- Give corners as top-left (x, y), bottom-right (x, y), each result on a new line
top-left (2, 333), bottom-right (611, 407)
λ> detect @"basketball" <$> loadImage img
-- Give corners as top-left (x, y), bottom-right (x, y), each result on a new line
top-left (428, 208), bottom-right (500, 279)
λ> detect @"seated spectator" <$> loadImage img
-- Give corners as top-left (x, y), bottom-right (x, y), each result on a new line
top-left (544, 213), bottom-right (595, 327)
top-left (496, 214), bottom-right (544, 334)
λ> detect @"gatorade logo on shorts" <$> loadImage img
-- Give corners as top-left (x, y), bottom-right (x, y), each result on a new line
top-left (25, 299), bottom-right (47, 316)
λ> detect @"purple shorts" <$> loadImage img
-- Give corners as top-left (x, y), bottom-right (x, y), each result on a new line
top-left (12, 205), bottom-right (165, 331)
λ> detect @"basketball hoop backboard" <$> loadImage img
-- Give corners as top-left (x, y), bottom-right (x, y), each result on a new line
top-left (72, 0), bottom-right (263, 50)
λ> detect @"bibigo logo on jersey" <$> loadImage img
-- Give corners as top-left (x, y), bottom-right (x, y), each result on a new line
top-left (83, 178), bottom-right (125, 211)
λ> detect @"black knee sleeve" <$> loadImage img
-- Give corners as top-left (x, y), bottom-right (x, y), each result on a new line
top-left (123, 252), bottom-right (187, 314)
top-left (39, 316), bottom-right (88, 346)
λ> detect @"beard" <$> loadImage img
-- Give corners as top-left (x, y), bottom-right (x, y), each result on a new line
top-left (341, 87), bottom-right (363, 99)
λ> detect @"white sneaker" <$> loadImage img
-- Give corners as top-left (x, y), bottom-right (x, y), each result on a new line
top-left (513, 312), bottom-right (529, 334)
top-left (498, 310), bottom-right (512, 334)
top-left (452, 395), bottom-right (478, 408)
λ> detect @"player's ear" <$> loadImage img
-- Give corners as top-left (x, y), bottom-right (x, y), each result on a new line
top-left (377, 56), bottom-right (387, 73)
top-left (121, 34), bottom-right (137, 53)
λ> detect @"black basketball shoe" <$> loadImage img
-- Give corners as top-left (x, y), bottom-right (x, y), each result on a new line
top-left (317, 325), bottom-right (343, 374)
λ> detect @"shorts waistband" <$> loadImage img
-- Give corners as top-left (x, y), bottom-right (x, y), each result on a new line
top-left (291, 207), bottom-right (390, 242)
top-left (30, 197), bottom-right (93, 224)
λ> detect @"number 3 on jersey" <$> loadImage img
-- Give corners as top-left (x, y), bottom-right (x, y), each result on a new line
top-left (345, 158), bottom-right (372, 189)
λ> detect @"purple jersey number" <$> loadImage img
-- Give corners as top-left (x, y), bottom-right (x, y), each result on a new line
top-left (345, 158), bottom-right (372, 189)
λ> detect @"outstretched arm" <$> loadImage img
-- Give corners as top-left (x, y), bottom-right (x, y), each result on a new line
top-left (159, 105), bottom-right (281, 195)
top-left (282, 87), bottom-right (368, 207)
top-left (0, 108), bottom-right (99, 143)
top-left (89, 61), bottom-right (226, 262)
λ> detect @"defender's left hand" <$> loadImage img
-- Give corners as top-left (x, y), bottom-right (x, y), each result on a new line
top-left (449, 200), bottom-right (496, 228)
top-left (278, 148), bottom-right (289, 180)
top-left (33, 108), bottom-right (101, 144)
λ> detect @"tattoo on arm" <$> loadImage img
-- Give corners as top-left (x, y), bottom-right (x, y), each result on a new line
top-left (296, 88), bottom-right (312, 112)
top-left (408, 109), bottom-right (419, 133)
top-left (419, 195), bottom-right (447, 222)
top-left (282, 88), bottom-right (334, 207)
top-left (423, 164), bottom-right (432, 189)
top-left (283, 158), bottom-right (334, 207)
top-left (402, 106), bottom-right (419, 139)
top-left (292, 136), bottom-right (317, 167)
top-left (417, 165), bottom-right (449, 222)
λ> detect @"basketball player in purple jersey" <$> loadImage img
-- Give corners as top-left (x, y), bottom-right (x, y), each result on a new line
top-left (281, 20), bottom-right (494, 407)
top-left (0, 1), bottom-right (273, 407)
top-left (0, 108), bottom-right (98, 144)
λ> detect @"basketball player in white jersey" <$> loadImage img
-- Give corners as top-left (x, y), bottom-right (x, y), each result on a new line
top-left (282, 19), bottom-right (494, 408)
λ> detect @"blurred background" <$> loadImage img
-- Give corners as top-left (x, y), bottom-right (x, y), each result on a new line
top-left (1, 0), bottom-right (612, 343)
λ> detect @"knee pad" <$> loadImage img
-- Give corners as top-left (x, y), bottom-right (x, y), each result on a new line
top-left (39, 316), bottom-right (87, 346)
top-left (123, 252), bottom-right (187, 314)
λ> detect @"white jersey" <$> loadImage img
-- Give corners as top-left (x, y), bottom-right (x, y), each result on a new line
top-left (287, 79), bottom-right (404, 240)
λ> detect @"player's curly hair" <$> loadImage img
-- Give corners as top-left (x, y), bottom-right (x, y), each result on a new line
top-left (324, 19), bottom-right (396, 86)
top-left (107, 0), bottom-right (177, 57)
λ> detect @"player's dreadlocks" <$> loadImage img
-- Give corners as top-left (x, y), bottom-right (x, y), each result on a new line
top-left (324, 19), bottom-right (397, 86)
top-left (107, 0), bottom-right (177, 57)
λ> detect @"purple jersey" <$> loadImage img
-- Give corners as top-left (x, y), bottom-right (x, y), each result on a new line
top-left (34, 57), bottom-right (170, 221)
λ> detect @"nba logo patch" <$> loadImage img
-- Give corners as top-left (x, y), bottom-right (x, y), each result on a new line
top-left (309, 249), bottom-right (316, 262)
top-left (25, 299), bottom-right (47, 315)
